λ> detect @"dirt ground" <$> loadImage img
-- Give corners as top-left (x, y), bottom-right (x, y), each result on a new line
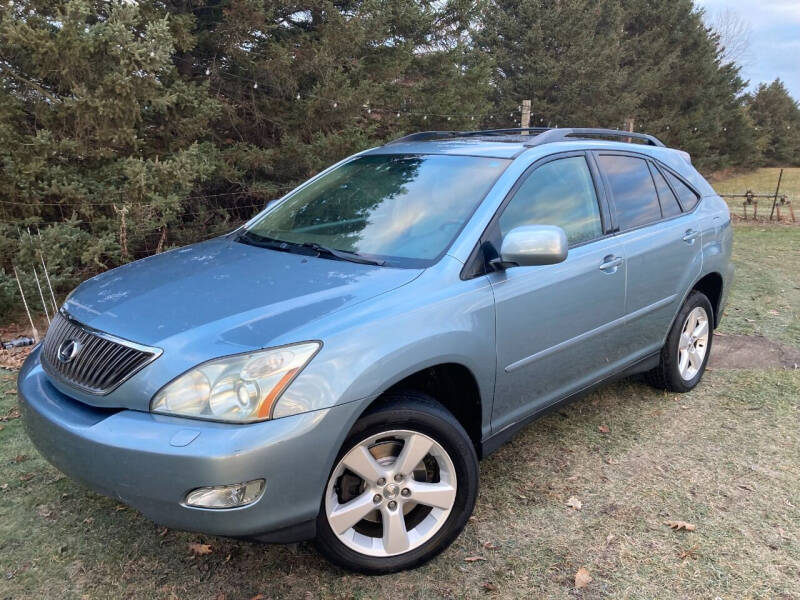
top-left (710, 333), bottom-right (800, 370)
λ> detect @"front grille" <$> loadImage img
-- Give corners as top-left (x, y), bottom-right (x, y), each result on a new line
top-left (41, 312), bottom-right (160, 395)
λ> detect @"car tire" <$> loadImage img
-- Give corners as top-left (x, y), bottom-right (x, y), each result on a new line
top-left (315, 391), bottom-right (479, 574)
top-left (646, 290), bottom-right (714, 392)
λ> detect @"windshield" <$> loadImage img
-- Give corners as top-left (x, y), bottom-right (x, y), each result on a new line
top-left (241, 154), bottom-right (510, 267)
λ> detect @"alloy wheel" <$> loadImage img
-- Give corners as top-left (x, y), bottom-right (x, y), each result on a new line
top-left (324, 430), bottom-right (457, 557)
top-left (677, 306), bottom-right (709, 381)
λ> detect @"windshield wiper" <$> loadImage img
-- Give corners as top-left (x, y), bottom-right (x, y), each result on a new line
top-left (236, 230), bottom-right (290, 251)
top-left (299, 242), bottom-right (385, 266)
top-left (237, 231), bottom-right (384, 266)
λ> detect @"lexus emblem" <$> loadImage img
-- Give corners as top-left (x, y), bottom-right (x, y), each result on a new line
top-left (57, 339), bottom-right (81, 364)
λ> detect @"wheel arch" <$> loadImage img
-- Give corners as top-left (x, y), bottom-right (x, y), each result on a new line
top-left (692, 271), bottom-right (724, 328)
top-left (357, 362), bottom-right (485, 455)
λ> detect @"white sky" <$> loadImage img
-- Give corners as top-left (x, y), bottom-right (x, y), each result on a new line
top-left (695, 0), bottom-right (800, 99)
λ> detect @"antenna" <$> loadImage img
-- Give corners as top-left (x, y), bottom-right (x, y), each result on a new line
top-left (40, 252), bottom-right (59, 313)
top-left (31, 265), bottom-right (51, 326)
top-left (36, 228), bottom-right (58, 313)
top-left (13, 266), bottom-right (40, 343)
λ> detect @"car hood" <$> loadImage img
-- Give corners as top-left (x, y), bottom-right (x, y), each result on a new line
top-left (63, 237), bottom-right (422, 350)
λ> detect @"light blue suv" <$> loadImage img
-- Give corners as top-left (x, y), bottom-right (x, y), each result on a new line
top-left (19, 128), bottom-right (733, 573)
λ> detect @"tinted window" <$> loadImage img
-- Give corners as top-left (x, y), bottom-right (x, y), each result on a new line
top-left (649, 164), bottom-right (682, 217)
top-left (665, 171), bottom-right (700, 211)
top-left (598, 155), bottom-right (662, 230)
top-left (499, 156), bottom-right (603, 246)
top-left (244, 154), bottom-right (509, 267)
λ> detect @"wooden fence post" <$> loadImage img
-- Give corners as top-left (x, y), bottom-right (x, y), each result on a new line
top-left (521, 99), bottom-right (531, 133)
top-left (623, 117), bottom-right (634, 143)
top-left (769, 168), bottom-right (784, 221)
top-left (114, 204), bottom-right (129, 261)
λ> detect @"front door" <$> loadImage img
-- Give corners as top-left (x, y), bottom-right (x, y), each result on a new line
top-left (488, 154), bottom-right (628, 434)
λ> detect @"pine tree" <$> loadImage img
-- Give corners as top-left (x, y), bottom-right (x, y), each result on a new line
top-left (623, 0), bottom-right (760, 169)
top-left (476, 0), bottom-right (634, 129)
top-left (0, 0), bottom-right (222, 261)
top-left (747, 79), bottom-right (800, 166)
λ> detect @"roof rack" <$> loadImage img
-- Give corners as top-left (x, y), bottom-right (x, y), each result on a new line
top-left (386, 127), bottom-right (665, 148)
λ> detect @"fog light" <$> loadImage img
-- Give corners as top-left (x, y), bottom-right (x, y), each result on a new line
top-left (184, 479), bottom-right (265, 509)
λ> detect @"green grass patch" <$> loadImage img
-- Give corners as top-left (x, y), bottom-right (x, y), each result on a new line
top-left (721, 225), bottom-right (800, 345)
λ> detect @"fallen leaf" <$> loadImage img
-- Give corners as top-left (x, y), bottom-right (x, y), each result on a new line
top-left (13, 454), bottom-right (28, 463)
top-left (605, 533), bottom-right (615, 544)
top-left (19, 472), bottom-right (35, 482)
top-left (665, 520), bottom-right (696, 531)
top-left (0, 407), bottom-right (20, 422)
top-left (482, 541), bottom-right (498, 550)
top-left (188, 542), bottom-right (213, 556)
top-left (158, 528), bottom-right (169, 537)
top-left (114, 505), bottom-right (127, 512)
top-left (483, 582), bottom-right (497, 591)
top-left (464, 556), bottom-right (486, 562)
top-left (249, 595), bottom-right (265, 600)
top-left (598, 424), bottom-right (610, 434)
top-left (566, 496), bottom-right (582, 510)
top-left (574, 567), bottom-right (592, 589)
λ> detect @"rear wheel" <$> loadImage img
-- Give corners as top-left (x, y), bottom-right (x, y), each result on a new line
top-left (315, 392), bottom-right (478, 573)
top-left (646, 290), bottom-right (713, 392)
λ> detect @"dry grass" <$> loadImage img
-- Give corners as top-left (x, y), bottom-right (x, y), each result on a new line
top-left (709, 167), bottom-right (800, 222)
top-left (1, 172), bottom-right (799, 599)
top-left (2, 369), bottom-right (798, 599)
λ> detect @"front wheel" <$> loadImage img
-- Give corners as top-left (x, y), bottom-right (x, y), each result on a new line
top-left (646, 290), bottom-right (713, 392)
top-left (315, 392), bottom-right (478, 573)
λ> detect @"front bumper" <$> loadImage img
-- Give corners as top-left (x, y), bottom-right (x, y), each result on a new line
top-left (18, 347), bottom-right (362, 541)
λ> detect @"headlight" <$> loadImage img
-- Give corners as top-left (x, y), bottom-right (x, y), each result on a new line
top-left (150, 342), bottom-right (321, 423)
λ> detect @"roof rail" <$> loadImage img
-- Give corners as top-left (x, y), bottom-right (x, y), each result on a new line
top-left (385, 127), bottom-right (665, 148)
top-left (527, 127), bottom-right (665, 147)
top-left (385, 131), bottom-right (462, 145)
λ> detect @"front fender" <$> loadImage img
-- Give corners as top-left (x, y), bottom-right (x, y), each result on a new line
top-left (276, 261), bottom-right (496, 438)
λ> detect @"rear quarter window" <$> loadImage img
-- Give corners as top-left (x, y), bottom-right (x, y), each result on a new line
top-left (665, 171), bottom-right (700, 211)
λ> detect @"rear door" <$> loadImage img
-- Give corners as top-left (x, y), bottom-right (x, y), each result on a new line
top-left (595, 153), bottom-right (702, 361)
top-left (488, 152), bottom-right (628, 433)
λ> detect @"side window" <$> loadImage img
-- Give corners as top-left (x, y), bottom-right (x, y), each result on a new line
top-left (499, 156), bottom-right (603, 246)
top-left (649, 163), bottom-right (682, 217)
top-left (597, 155), bottom-right (662, 230)
top-left (665, 171), bottom-right (700, 211)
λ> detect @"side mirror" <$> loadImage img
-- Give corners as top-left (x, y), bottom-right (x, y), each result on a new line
top-left (493, 225), bottom-right (568, 269)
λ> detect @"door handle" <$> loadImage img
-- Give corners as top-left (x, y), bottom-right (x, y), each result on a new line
top-left (599, 255), bottom-right (624, 272)
top-left (682, 229), bottom-right (700, 244)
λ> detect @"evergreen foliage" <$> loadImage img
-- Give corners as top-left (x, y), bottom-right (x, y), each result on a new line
top-left (0, 0), bottom-right (798, 320)
top-left (746, 79), bottom-right (800, 166)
